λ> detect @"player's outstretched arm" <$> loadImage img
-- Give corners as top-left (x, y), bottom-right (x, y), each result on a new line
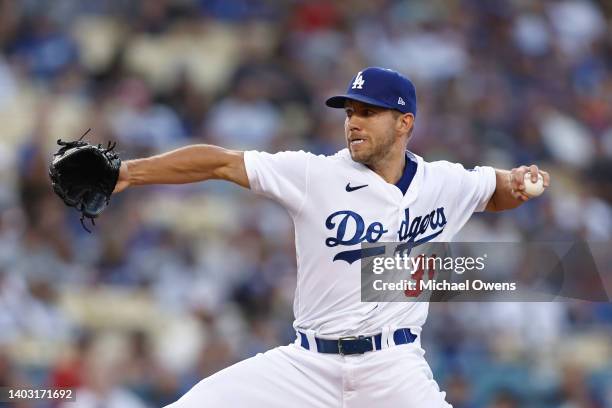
top-left (113, 144), bottom-right (248, 193)
top-left (485, 164), bottom-right (550, 212)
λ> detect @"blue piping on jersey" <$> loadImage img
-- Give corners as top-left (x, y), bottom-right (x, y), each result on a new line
top-left (394, 154), bottom-right (417, 195)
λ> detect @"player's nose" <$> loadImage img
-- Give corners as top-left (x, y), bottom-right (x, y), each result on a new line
top-left (347, 115), bottom-right (362, 131)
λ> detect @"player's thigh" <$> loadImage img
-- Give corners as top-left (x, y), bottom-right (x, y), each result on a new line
top-left (165, 344), bottom-right (342, 408)
top-left (350, 344), bottom-right (452, 408)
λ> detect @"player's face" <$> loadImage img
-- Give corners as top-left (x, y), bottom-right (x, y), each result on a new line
top-left (344, 101), bottom-right (398, 166)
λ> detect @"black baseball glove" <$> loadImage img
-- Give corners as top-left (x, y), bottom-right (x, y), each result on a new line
top-left (49, 129), bottom-right (121, 232)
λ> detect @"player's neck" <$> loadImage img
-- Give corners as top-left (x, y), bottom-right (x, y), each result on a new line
top-left (367, 150), bottom-right (406, 184)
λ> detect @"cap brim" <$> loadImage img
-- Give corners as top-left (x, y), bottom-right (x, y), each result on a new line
top-left (325, 94), bottom-right (394, 110)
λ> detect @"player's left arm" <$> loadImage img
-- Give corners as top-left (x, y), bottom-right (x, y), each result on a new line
top-left (485, 164), bottom-right (550, 212)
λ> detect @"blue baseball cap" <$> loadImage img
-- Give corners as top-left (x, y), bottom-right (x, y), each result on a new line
top-left (326, 67), bottom-right (417, 116)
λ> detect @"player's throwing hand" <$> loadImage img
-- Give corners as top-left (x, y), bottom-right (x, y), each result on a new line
top-left (508, 164), bottom-right (550, 201)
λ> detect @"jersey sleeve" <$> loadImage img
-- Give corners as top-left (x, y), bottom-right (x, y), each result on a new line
top-left (243, 150), bottom-right (311, 216)
top-left (456, 164), bottom-right (497, 213)
top-left (448, 163), bottom-right (497, 235)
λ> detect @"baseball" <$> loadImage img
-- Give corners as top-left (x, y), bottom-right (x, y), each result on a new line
top-left (523, 172), bottom-right (545, 197)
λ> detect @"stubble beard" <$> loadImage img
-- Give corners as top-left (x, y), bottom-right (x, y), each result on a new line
top-left (349, 131), bottom-right (395, 168)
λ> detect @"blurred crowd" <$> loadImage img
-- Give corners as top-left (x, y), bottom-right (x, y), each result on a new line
top-left (0, 0), bottom-right (611, 407)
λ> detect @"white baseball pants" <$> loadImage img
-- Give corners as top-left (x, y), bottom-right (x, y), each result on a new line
top-left (165, 337), bottom-right (451, 407)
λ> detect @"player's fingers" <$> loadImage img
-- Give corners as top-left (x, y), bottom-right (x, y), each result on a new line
top-left (511, 185), bottom-right (529, 200)
top-left (540, 170), bottom-right (551, 187)
top-left (507, 172), bottom-right (519, 194)
top-left (509, 172), bottom-right (523, 199)
top-left (528, 164), bottom-right (539, 182)
top-left (511, 166), bottom-right (528, 191)
top-left (510, 187), bottom-right (528, 201)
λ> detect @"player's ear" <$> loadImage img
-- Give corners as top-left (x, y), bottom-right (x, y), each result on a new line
top-left (396, 112), bottom-right (414, 138)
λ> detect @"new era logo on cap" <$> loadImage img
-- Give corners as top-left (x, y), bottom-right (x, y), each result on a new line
top-left (325, 67), bottom-right (417, 116)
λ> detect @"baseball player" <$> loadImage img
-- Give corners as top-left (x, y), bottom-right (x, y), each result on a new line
top-left (113, 67), bottom-right (550, 407)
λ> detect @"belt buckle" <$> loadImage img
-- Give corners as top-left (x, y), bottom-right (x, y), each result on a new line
top-left (338, 335), bottom-right (371, 355)
top-left (338, 336), bottom-right (357, 355)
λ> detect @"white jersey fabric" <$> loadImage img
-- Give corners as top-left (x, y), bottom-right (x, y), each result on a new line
top-left (244, 148), bottom-right (496, 338)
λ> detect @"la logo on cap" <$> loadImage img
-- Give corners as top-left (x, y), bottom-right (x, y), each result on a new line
top-left (398, 97), bottom-right (405, 105)
top-left (351, 71), bottom-right (365, 89)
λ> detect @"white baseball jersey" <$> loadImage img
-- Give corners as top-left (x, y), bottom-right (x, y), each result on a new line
top-left (244, 148), bottom-right (496, 338)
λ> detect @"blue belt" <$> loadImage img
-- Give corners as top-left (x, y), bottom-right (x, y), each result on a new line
top-left (298, 328), bottom-right (416, 355)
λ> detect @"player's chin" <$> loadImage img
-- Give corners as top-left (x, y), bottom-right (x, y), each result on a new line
top-left (349, 148), bottom-right (370, 164)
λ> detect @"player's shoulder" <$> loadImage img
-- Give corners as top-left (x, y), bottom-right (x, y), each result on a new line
top-left (264, 148), bottom-right (353, 164)
top-left (314, 148), bottom-right (366, 172)
top-left (325, 148), bottom-right (352, 162)
top-left (245, 148), bottom-right (353, 173)
top-left (414, 154), bottom-right (482, 185)
top-left (247, 149), bottom-right (333, 159)
top-left (417, 154), bottom-right (469, 174)
top-left (417, 155), bottom-right (494, 186)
